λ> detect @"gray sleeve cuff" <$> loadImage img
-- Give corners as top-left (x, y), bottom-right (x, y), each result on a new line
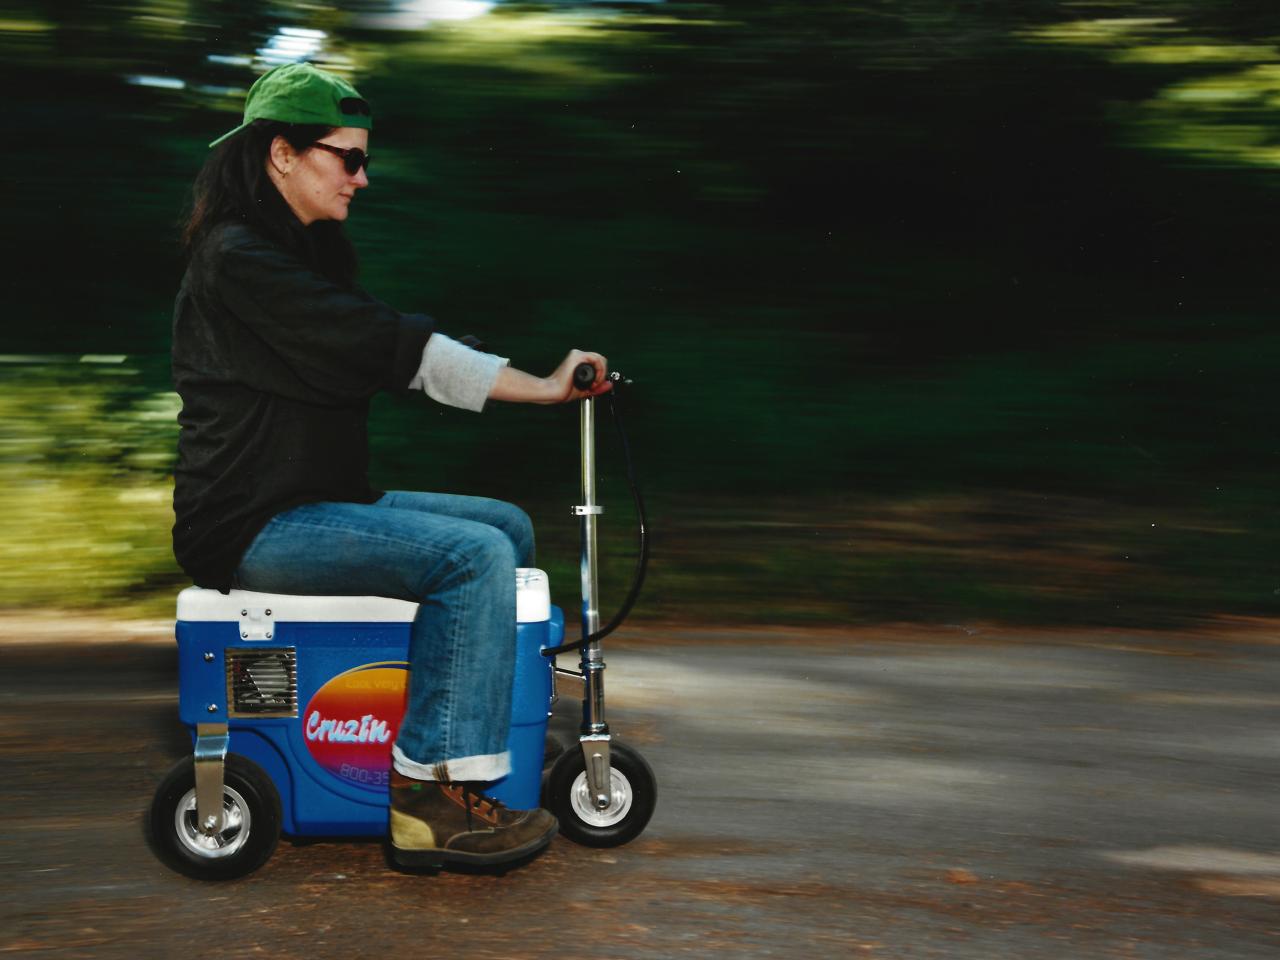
top-left (407, 334), bottom-right (509, 412)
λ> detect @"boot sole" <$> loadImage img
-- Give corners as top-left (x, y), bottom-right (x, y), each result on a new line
top-left (392, 823), bottom-right (558, 869)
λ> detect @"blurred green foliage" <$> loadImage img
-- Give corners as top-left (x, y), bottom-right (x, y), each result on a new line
top-left (2, 1), bottom-right (1279, 625)
top-left (0, 360), bottom-right (183, 611)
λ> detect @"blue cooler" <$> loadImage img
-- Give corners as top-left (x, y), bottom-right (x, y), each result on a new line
top-left (174, 568), bottom-right (562, 837)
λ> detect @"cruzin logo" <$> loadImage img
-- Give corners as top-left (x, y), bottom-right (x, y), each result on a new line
top-left (302, 663), bottom-right (408, 791)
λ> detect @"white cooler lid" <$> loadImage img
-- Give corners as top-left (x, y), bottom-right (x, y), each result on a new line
top-left (177, 567), bottom-right (551, 623)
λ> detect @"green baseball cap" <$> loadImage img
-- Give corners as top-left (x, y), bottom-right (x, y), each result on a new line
top-left (209, 62), bottom-right (372, 148)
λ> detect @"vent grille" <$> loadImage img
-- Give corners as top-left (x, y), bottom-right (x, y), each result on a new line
top-left (226, 647), bottom-right (297, 718)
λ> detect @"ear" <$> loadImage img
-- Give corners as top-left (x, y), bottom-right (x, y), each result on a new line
top-left (267, 135), bottom-right (297, 176)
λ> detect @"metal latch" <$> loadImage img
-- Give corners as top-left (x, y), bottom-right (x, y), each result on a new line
top-left (238, 606), bottom-right (275, 641)
top-left (571, 505), bottom-right (604, 515)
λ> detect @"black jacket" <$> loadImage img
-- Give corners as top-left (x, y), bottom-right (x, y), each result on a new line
top-left (171, 222), bottom-right (433, 589)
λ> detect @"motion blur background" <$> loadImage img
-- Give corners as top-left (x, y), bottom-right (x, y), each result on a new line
top-left (1, 0), bottom-right (1277, 628)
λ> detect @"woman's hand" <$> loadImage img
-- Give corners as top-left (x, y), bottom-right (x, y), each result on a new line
top-left (488, 349), bottom-right (611, 405)
top-left (547, 350), bottom-right (611, 402)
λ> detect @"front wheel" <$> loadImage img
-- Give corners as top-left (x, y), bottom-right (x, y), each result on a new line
top-left (545, 741), bottom-right (656, 847)
top-left (146, 753), bottom-right (281, 880)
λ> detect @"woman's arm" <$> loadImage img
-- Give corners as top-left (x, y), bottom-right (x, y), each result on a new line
top-left (209, 226), bottom-right (433, 402)
top-left (489, 350), bottom-right (611, 405)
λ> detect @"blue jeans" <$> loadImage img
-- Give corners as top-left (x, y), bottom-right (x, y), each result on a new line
top-left (232, 491), bottom-right (535, 783)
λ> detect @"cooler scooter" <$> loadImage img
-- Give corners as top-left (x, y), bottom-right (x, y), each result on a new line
top-left (147, 364), bottom-right (655, 879)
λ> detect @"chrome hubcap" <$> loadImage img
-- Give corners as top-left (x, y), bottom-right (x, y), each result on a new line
top-left (569, 768), bottom-right (633, 827)
top-left (174, 785), bottom-right (252, 859)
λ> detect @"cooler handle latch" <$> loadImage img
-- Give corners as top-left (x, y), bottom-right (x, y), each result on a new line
top-left (238, 606), bottom-right (275, 641)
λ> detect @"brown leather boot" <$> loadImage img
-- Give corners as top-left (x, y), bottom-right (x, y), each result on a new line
top-left (389, 771), bottom-right (558, 868)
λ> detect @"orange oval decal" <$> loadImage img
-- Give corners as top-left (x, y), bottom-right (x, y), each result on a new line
top-left (303, 664), bottom-right (407, 791)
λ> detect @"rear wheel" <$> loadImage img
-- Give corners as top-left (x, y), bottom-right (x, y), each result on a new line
top-left (146, 754), bottom-right (281, 880)
top-left (545, 741), bottom-right (656, 847)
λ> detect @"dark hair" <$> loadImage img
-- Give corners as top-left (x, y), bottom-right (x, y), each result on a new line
top-left (181, 119), bottom-right (358, 286)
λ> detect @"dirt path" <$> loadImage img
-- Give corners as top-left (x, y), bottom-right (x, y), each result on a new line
top-left (2, 621), bottom-right (1278, 958)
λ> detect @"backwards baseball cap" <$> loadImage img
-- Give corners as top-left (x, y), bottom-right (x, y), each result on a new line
top-left (209, 62), bottom-right (372, 148)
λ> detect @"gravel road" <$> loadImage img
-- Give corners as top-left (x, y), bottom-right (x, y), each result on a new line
top-left (2, 621), bottom-right (1277, 959)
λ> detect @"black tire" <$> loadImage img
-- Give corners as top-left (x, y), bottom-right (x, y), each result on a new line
top-left (146, 753), bottom-right (281, 881)
top-left (545, 740), bottom-right (656, 847)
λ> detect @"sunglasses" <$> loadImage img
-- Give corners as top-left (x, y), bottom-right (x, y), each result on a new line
top-left (312, 141), bottom-right (372, 175)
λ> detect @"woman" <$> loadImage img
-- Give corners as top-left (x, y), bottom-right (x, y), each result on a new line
top-left (172, 63), bottom-right (607, 869)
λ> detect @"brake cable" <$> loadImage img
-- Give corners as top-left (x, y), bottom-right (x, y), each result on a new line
top-left (541, 372), bottom-right (648, 658)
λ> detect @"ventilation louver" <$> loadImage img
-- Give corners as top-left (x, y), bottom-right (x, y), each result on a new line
top-left (226, 647), bottom-right (297, 718)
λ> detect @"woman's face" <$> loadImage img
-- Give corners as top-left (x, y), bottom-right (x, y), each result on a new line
top-left (269, 126), bottom-right (369, 226)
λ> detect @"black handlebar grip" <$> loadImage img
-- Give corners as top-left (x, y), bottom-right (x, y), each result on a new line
top-left (573, 362), bottom-right (597, 391)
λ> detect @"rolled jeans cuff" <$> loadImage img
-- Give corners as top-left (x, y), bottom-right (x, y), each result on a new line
top-left (391, 743), bottom-right (512, 783)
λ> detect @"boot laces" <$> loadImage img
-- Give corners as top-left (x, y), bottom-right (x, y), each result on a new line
top-left (463, 784), bottom-right (504, 818)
